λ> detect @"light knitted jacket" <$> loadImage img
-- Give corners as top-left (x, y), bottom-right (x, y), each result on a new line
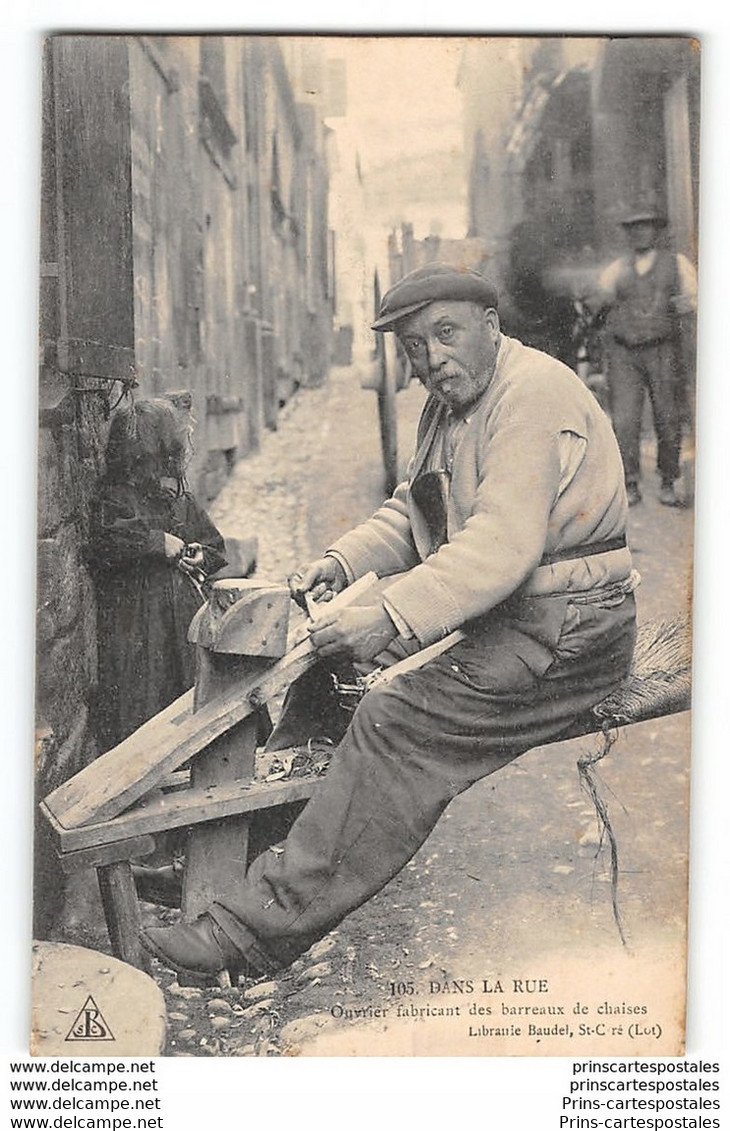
top-left (329, 336), bottom-right (632, 647)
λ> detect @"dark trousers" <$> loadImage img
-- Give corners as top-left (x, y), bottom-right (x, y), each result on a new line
top-left (607, 336), bottom-right (683, 487)
top-left (210, 593), bottom-right (636, 974)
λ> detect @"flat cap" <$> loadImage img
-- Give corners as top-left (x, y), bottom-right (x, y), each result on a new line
top-left (372, 262), bottom-right (499, 331)
top-left (620, 190), bottom-right (667, 227)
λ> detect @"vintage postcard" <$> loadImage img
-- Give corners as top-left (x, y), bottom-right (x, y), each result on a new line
top-left (33, 34), bottom-right (698, 1057)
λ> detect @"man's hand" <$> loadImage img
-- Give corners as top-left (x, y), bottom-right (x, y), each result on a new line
top-left (289, 556), bottom-right (347, 605)
top-left (308, 603), bottom-right (397, 663)
top-left (164, 533), bottom-right (186, 561)
top-left (178, 542), bottom-right (205, 578)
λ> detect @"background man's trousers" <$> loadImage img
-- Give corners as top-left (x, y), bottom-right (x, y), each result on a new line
top-left (607, 335), bottom-right (684, 487)
top-left (209, 592), bottom-right (636, 975)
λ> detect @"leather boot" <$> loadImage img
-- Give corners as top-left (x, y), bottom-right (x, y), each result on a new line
top-left (626, 482), bottom-right (642, 507)
top-left (141, 914), bottom-right (250, 986)
top-left (659, 482), bottom-right (682, 507)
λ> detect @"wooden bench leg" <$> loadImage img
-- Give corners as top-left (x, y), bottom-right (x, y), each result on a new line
top-left (182, 714), bottom-right (259, 922)
top-left (97, 861), bottom-right (148, 971)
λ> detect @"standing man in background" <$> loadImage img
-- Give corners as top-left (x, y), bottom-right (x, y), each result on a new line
top-left (594, 194), bottom-right (697, 508)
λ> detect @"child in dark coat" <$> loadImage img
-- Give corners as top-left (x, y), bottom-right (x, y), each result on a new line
top-left (88, 397), bottom-right (227, 753)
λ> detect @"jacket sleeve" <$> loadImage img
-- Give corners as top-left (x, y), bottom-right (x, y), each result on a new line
top-left (381, 419), bottom-right (564, 645)
top-left (88, 489), bottom-right (168, 571)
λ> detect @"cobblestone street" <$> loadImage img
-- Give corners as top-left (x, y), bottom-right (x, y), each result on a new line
top-left (147, 365), bottom-right (697, 1057)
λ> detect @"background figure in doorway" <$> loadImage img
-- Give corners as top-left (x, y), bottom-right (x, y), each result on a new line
top-left (592, 195), bottom-right (697, 508)
top-left (502, 214), bottom-right (579, 369)
top-left (87, 397), bottom-right (227, 754)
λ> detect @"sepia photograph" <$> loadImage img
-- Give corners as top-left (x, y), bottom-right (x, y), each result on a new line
top-left (31, 33), bottom-right (699, 1059)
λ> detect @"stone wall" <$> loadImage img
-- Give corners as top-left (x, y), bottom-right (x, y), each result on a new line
top-left (34, 372), bottom-right (109, 935)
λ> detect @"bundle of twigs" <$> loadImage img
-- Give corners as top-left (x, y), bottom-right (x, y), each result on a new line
top-left (592, 616), bottom-right (692, 727)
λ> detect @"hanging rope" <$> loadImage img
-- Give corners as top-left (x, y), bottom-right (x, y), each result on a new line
top-left (577, 723), bottom-right (627, 948)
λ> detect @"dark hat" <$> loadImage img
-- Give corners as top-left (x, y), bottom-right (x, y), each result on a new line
top-left (620, 192), bottom-right (667, 227)
top-left (372, 262), bottom-right (499, 331)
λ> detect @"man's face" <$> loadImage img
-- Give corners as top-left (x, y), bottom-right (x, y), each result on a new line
top-left (396, 301), bottom-right (500, 414)
top-left (625, 220), bottom-right (659, 253)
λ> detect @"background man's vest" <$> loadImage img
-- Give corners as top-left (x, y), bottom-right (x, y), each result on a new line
top-left (608, 249), bottom-right (679, 347)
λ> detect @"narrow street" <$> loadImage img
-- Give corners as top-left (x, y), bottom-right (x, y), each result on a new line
top-left (209, 365), bottom-right (424, 578)
top-left (149, 365), bottom-right (695, 1058)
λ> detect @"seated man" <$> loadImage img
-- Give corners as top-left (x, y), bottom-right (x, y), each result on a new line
top-left (142, 263), bottom-right (638, 985)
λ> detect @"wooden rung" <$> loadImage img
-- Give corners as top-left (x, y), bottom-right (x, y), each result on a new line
top-left (159, 769), bottom-right (191, 792)
top-left (43, 573), bottom-right (378, 831)
top-left (42, 769), bottom-right (324, 855)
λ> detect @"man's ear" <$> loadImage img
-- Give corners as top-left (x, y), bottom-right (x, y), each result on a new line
top-left (484, 307), bottom-right (500, 340)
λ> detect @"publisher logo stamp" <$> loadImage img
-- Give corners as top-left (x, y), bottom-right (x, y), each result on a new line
top-left (65, 995), bottom-right (115, 1042)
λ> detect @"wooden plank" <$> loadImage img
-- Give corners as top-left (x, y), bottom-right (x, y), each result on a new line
top-left (43, 573), bottom-right (378, 830)
top-left (188, 580), bottom-right (291, 657)
top-left (159, 769), bottom-right (191, 792)
top-left (58, 834), bottom-right (156, 874)
top-left (366, 630), bottom-right (465, 689)
top-left (44, 687), bottom-right (195, 822)
top-left (42, 774), bottom-right (323, 854)
top-left (183, 642), bottom-right (262, 920)
top-left (53, 37), bottom-right (136, 377)
top-left (60, 340), bottom-right (136, 382)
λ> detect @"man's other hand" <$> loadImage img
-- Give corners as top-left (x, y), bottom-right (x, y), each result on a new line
top-left (289, 556), bottom-right (347, 604)
top-left (178, 542), bottom-right (205, 577)
top-left (308, 603), bottom-right (397, 663)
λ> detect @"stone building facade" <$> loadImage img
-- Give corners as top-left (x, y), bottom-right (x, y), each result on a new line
top-left (35, 35), bottom-right (334, 932)
top-left (459, 37), bottom-right (700, 360)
